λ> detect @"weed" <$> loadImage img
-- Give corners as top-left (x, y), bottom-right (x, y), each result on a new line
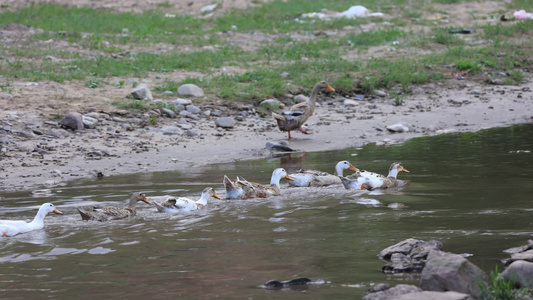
top-left (479, 266), bottom-right (529, 300)
top-left (507, 70), bottom-right (524, 85)
top-left (149, 114), bottom-right (158, 125)
top-left (118, 80), bottom-right (125, 88)
top-left (87, 78), bottom-right (102, 88)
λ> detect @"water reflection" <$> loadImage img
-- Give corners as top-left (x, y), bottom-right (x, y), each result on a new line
top-left (1, 124), bottom-right (533, 298)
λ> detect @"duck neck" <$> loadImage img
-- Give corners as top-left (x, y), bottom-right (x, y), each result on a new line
top-left (307, 84), bottom-right (322, 111)
top-left (196, 193), bottom-right (209, 206)
top-left (128, 198), bottom-right (138, 210)
top-left (30, 208), bottom-right (47, 226)
top-left (388, 168), bottom-right (399, 178)
top-left (335, 164), bottom-right (345, 177)
top-left (270, 176), bottom-right (281, 188)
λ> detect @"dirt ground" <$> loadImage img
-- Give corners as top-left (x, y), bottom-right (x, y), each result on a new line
top-left (0, 0), bottom-right (532, 192)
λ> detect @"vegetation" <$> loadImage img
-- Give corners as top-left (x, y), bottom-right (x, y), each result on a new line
top-left (479, 266), bottom-right (530, 300)
top-left (0, 0), bottom-right (531, 105)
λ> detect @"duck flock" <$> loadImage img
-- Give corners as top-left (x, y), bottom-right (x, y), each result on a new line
top-left (0, 161), bottom-right (409, 237)
top-left (1, 81), bottom-right (411, 237)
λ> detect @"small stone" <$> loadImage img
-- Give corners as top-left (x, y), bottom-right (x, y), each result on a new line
top-left (260, 99), bottom-right (281, 108)
top-left (177, 84), bottom-right (204, 98)
top-left (344, 99), bottom-right (360, 106)
top-left (131, 84), bottom-right (153, 101)
top-left (161, 108), bottom-right (176, 118)
top-left (215, 117), bottom-right (235, 128)
top-left (186, 105), bottom-right (201, 114)
top-left (386, 123), bottom-right (412, 133)
top-left (162, 91), bottom-right (174, 96)
top-left (294, 94), bottom-right (308, 103)
top-left (374, 90), bottom-right (387, 97)
top-left (185, 129), bottom-right (197, 136)
top-left (60, 112), bottom-right (84, 130)
top-left (174, 98), bottom-right (193, 105)
top-left (82, 115), bottom-right (98, 129)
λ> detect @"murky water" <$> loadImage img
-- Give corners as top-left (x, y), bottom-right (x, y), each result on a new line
top-left (1, 124), bottom-right (533, 299)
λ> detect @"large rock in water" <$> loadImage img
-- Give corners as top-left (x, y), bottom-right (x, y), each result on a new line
top-left (177, 84), bottom-right (204, 97)
top-left (420, 250), bottom-right (488, 298)
top-left (60, 112), bottom-right (84, 130)
top-left (379, 238), bottom-right (443, 274)
top-left (501, 260), bottom-right (533, 288)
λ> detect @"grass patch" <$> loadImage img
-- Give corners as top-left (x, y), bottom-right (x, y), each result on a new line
top-left (341, 29), bottom-right (405, 48)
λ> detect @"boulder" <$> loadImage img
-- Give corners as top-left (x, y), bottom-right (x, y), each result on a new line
top-left (60, 112), bottom-right (84, 130)
top-left (396, 291), bottom-right (473, 300)
top-left (379, 238), bottom-right (443, 274)
top-left (131, 84), bottom-right (153, 101)
top-left (501, 260), bottom-right (533, 288)
top-left (420, 250), bottom-right (488, 298)
top-left (177, 84), bottom-right (204, 97)
top-left (364, 284), bottom-right (421, 300)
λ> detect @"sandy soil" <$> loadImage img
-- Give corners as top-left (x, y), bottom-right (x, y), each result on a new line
top-left (1, 0), bottom-right (532, 192)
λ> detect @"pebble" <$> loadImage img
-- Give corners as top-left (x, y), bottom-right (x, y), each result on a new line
top-left (215, 117), bottom-right (235, 128)
top-left (161, 108), bottom-right (176, 118)
top-left (177, 84), bottom-right (205, 98)
top-left (131, 84), bottom-right (153, 101)
top-left (82, 115), bottom-right (98, 129)
top-left (260, 99), bottom-right (281, 107)
top-left (374, 90), bottom-right (387, 97)
top-left (60, 112), bottom-right (84, 130)
top-left (186, 105), bottom-right (201, 114)
top-left (386, 123), bottom-right (412, 133)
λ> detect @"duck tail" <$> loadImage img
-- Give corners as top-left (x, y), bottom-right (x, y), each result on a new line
top-left (77, 208), bottom-right (92, 221)
top-left (272, 112), bottom-right (286, 122)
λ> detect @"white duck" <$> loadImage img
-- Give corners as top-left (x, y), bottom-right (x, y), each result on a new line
top-left (0, 203), bottom-right (63, 237)
top-left (340, 162), bottom-right (410, 190)
top-left (151, 187), bottom-right (221, 213)
top-left (225, 168), bottom-right (294, 199)
top-left (288, 160), bottom-right (359, 187)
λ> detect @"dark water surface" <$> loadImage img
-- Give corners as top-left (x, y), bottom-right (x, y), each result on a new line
top-left (1, 124), bottom-right (533, 299)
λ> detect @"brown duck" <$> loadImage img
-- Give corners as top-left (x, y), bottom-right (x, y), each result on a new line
top-left (78, 192), bottom-right (151, 222)
top-left (272, 81), bottom-right (335, 139)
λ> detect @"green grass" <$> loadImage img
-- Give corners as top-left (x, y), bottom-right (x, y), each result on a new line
top-left (0, 1), bottom-right (531, 107)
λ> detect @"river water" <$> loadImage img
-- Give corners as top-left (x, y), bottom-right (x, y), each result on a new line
top-left (1, 123), bottom-right (532, 299)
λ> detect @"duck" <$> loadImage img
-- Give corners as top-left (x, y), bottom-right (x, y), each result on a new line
top-left (77, 192), bottom-right (151, 222)
top-left (224, 175), bottom-right (254, 199)
top-left (0, 203), bottom-right (63, 237)
top-left (224, 168), bottom-right (294, 199)
top-left (288, 160), bottom-right (359, 187)
top-left (272, 81), bottom-right (335, 139)
top-left (340, 162), bottom-right (410, 190)
top-left (151, 187), bottom-right (221, 213)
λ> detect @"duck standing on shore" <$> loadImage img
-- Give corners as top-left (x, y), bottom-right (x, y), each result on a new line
top-left (272, 81), bottom-right (335, 139)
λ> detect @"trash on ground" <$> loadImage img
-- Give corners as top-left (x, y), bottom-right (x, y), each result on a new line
top-left (513, 10), bottom-right (533, 20)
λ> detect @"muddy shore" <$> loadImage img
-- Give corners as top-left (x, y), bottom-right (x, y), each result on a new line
top-left (1, 79), bottom-right (531, 193)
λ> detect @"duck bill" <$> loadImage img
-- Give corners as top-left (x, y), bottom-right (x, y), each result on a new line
top-left (141, 195), bottom-right (152, 205)
top-left (285, 175), bottom-right (294, 181)
top-left (213, 192), bottom-right (221, 200)
top-left (349, 165), bottom-right (359, 172)
top-left (401, 168), bottom-right (410, 173)
top-left (326, 83), bottom-right (335, 92)
top-left (53, 208), bottom-right (63, 215)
